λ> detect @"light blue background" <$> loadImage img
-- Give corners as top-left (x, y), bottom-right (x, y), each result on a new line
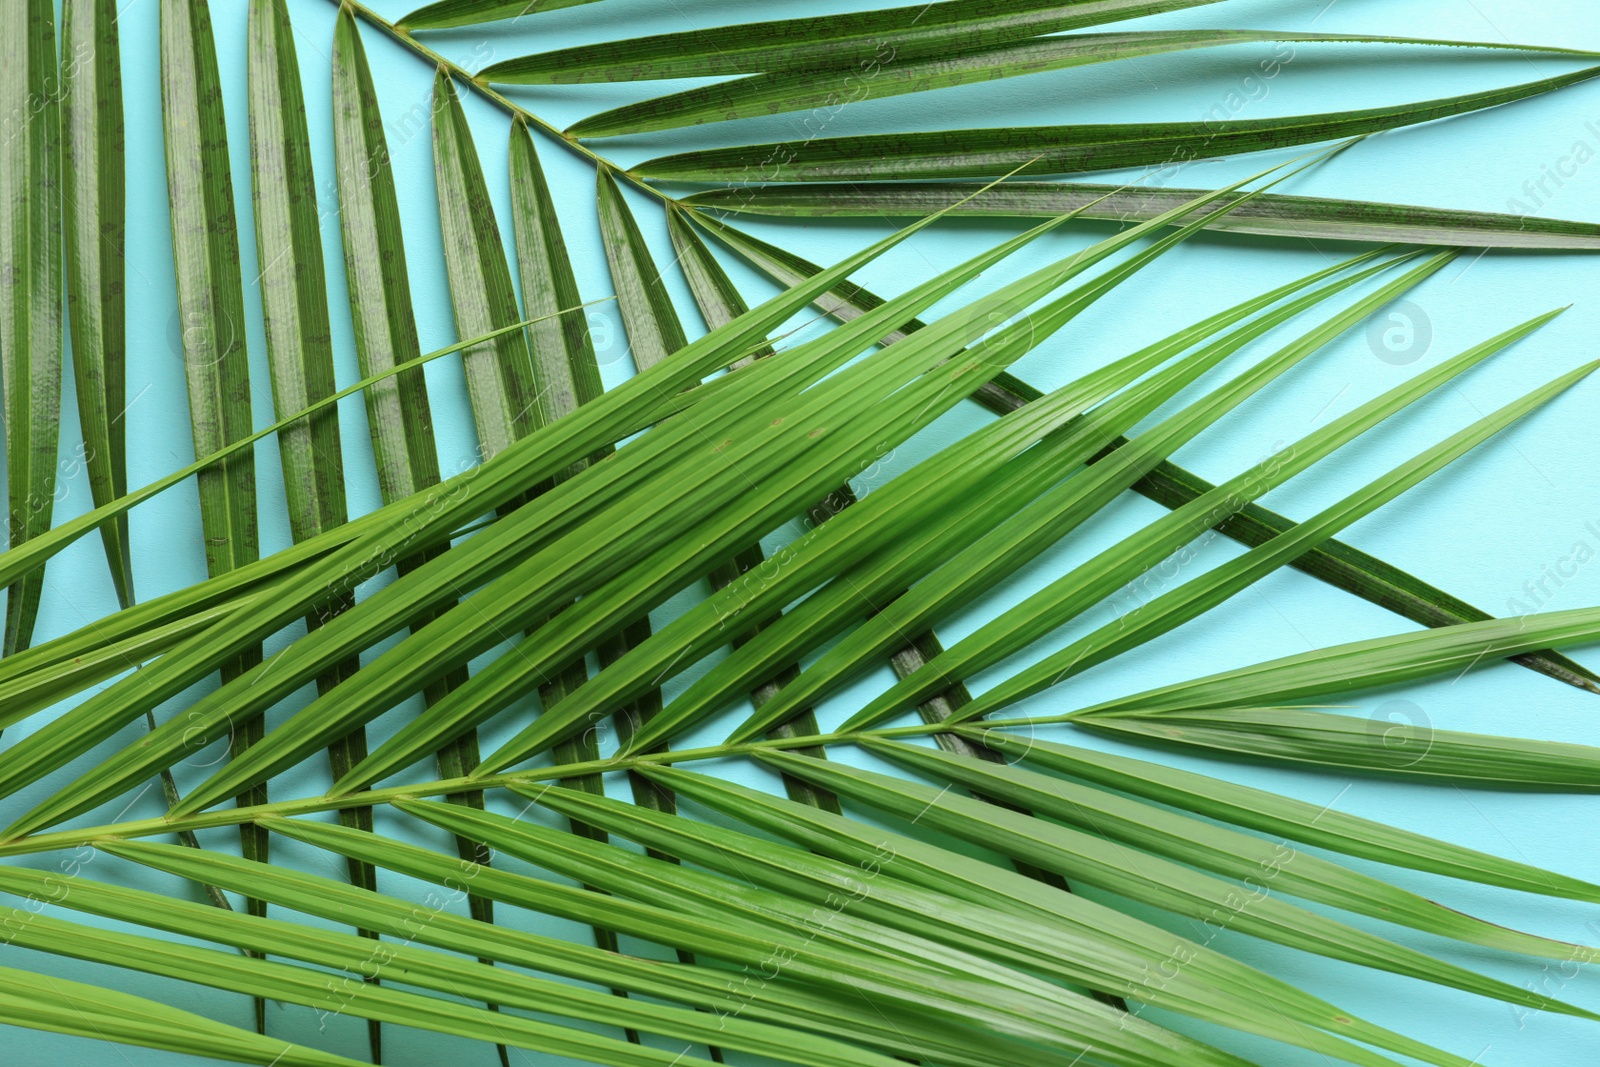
top-left (9, 0), bottom-right (1600, 1063)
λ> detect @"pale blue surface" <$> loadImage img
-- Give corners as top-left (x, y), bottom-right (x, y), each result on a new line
top-left (9, 0), bottom-right (1600, 1063)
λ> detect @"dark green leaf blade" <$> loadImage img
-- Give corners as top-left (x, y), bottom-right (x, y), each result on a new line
top-left (686, 181), bottom-right (1600, 250)
top-left (482, 0), bottom-right (1227, 83)
top-left (333, 5), bottom-right (445, 508)
top-left (1, 0), bottom-right (63, 655)
top-left (62, 0), bottom-right (134, 610)
top-left (248, 0), bottom-right (347, 550)
top-left (510, 117), bottom-right (604, 430)
top-left (432, 66), bottom-right (543, 461)
top-left (635, 66), bottom-right (1600, 182)
top-left (597, 167), bottom-right (688, 371)
top-left (161, 0), bottom-right (260, 585)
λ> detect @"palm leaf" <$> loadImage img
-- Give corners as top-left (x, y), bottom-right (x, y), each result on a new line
top-left (8, 3), bottom-right (1600, 1064)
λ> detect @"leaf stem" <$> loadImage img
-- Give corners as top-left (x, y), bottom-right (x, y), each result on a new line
top-left (0, 721), bottom-right (962, 858)
top-left (331, 0), bottom-right (672, 204)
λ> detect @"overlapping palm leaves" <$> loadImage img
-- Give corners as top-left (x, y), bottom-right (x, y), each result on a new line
top-left (5, 0), bottom-right (1600, 1065)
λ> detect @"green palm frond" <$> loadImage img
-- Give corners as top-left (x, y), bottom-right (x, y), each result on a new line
top-left (4, 1), bottom-right (1600, 1064)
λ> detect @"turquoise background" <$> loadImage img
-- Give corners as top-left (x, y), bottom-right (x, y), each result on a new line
top-left (9, 0), bottom-right (1600, 1063)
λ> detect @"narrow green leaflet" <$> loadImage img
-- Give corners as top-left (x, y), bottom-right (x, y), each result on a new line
top-left (160, 0), bottom-right (260, 585)
top-left (1122, 456), bottom-right (1600, 692)
top-left (481, 0), bottom-right (1228, 83)
top-left (249, 0), bottom-right (347, 551)
top-left (865, 738), bottom-right (1584, 959)
top-left (333, 5), bottom-right (444, 508)
top-left (1078, 706), bottom-right (1600, 790)
top-left (0, 964), bottom-right (364, 1067)
top-left (970, 729), bottom-right (1600, 900)
top-left (0, 0), bottom-right (63, 655)
top-left (598, 167), bottom-right (688, 371)
top-left (573, 30), bottom-right (1599, 137)
top-left (687, 181), bottom-right (1600, 250)
top-left (757, 751), bottom-right (1599, 1023)
top-left (61, 0), bottom-right (134, 608)
top-left (400, 0), bottom-right (601, 31)
top-left (634, 66), bottom-right (1600, 181)
top-left (668, 205), bottom-right (767, 358)
top-left (432, 66), bottom-right (543, 460)
top-left (511, 117), bottom-right (604, 432)
top-left (1075, 604), bottom-right (1600, 720)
